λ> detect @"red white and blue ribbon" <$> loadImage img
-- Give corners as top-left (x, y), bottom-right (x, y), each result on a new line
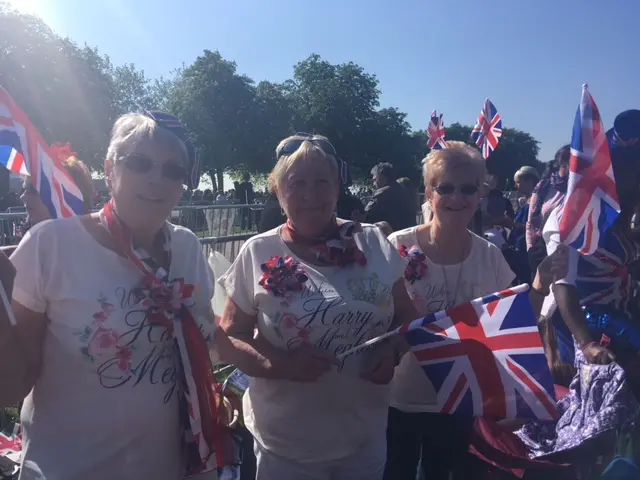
top-left (100, 200), bottom-right (227, 474)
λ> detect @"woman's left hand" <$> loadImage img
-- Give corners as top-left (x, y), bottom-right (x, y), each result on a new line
top-left (360, 341), bottom-right (398, 385)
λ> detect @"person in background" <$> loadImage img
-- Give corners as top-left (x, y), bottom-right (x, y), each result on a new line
top-left (365, 162), bottom-right (416, 232)
top-left (216, 191), bottom-right (230, 204)
top-left (336, 160), bottom-right (365, 222)
top-left (544, 110), bottom-right (640, 372)
top-left (236, 172), bottom-right (255, 230)
top-left (384, 142), bottom-right (567, 480)
top-left (483, 172), bottom-right (514, 220)
top-left (502, 166), bottom-right (541, 283)
top-left (202, 189), bottom-right (214, 203)
top-left (216, 133), bottom-right (418, 480)
top-left (2, 111), bottom-right (222, 480)
top-left (526, 145), bottom-right (570, 273)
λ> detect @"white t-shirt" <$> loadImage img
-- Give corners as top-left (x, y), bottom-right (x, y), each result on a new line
top-left (10, 217), bottom-right (215, 480)
top-left (387, 226), bottom-right (515, 412)
top-left (218, 224), bottom-right (405, 463)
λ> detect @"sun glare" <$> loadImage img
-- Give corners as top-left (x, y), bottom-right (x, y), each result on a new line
top-left (6, 0), bottom-right (45, 16)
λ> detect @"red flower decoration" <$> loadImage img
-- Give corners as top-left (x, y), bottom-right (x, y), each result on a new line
top-left (399, 244), bottom-right (428, 284)
top-left (259, 256), bottom-right (308, 297)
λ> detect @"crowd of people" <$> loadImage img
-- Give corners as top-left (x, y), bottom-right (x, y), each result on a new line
top-left (0, 108), bottom-right (639, 480)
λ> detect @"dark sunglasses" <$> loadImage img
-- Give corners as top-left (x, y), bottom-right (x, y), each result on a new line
top-left (118, 154), bottom-right (187, 182)
top-left (434, 183), bottom-right (479, 196)
top-left (278, 133), bottom-right (338, 158)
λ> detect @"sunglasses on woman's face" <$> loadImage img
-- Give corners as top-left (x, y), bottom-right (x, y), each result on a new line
top-left (434, 183), bottom-right (479, 196)
top-left (278, 133), bottom-right (338, 158)
top-left (118, 154), bottom-right (187, 183)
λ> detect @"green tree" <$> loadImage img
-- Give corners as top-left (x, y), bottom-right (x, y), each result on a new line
top-left (111, 63), bottom-right (156, 114)
top-left (0, 5), bottom-right (117, 169)
top-left (164, 50), bottom-right (259, 190)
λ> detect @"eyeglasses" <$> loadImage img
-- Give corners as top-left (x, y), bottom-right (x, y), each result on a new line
top-left (278, 133), bottom-right (338, 158)
top-left (434, 183), bottom-right (479, 196)
top-left (118, 154), bottom-right (187, 183)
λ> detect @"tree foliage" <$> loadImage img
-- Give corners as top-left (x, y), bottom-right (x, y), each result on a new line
top-left (0, 5), bottom-right (542, 191)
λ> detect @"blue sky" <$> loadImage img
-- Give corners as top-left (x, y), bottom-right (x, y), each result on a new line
top-left (13, 0), bottom-right (640, 162)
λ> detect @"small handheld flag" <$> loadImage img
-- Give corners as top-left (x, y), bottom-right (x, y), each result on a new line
top-left (0, 86), bottom-right (84, 218)
top-left (427, 110), bottom-right (447, 150)
top-left (471, 98), bottom-right (503, 160)
top-left (338, 284), bottom-right (556, 421)
top-left (559, 85), bottom-right (620, 255)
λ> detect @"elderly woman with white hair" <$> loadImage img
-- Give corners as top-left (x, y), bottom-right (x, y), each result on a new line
top-left (0, 111), bottom-right (223, 479)
top-left (216, 133), bottom-right (418, 480)
top-left (385, 142), bottom-right (567, 480)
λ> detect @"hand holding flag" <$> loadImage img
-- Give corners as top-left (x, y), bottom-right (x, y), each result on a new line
top-left (0, 86), bottom-right (84, 218)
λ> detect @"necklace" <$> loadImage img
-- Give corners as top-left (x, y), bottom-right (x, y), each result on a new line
top-left (431, 234), bottom-right (469, 308)
top-left (441, 261), bottom-right (465, 308)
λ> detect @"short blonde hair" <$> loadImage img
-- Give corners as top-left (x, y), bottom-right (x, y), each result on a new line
top-left (106, 113), bottom-right (188, 167)
top-left (267, 134), bottom-right (339, 193)
top-left (422, 141), bottom-right (485, 189)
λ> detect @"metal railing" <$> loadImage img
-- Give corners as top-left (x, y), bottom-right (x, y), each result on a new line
top-left (0, 204), bottom-right (264, 262)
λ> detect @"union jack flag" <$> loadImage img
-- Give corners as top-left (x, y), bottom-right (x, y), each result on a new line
top-left (398, 285), bottom-right (557, 420)
top-left (0, 424), bottom-right (22, 465)
top-left (471, 98), bottom-right (503, 160)
top-left (548, 208), bottom-right (634, 313)
top-left (559, 85), bottom-right (620, 255)
top-left (0, 86), bottom-right (84, 218)
top-left (427, 110), bottom-right (447, 150)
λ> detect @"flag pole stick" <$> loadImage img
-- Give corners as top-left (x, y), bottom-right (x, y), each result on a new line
top-left (336, 330), bottom-right (398, 360)
top-left (336, 284), bottom-right (530, 360)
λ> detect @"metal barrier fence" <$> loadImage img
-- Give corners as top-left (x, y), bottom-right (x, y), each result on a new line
top-left (0, 204), bottom-right (265, 261)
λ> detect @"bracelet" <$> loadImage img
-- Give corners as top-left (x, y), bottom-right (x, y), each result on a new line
top-left (581, 341), bottom-right (597, 352)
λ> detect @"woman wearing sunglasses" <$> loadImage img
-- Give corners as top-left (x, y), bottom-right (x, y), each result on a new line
top-left (216, 133), bottom-right (418, 479)
top-left (385, 142), bottom-right (568, 480)
top-left (2, 112), bottom-right (224, 479)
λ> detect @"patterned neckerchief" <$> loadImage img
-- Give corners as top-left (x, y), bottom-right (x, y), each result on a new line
top-left (100, 200), bottom-right (228, 474)
top-left (285, 218), bottom-right (367, 267)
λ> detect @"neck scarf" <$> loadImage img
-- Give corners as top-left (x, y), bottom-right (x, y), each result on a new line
top-left (100, 200), bottom-right (227, 474)
top-left (285, 218), bottom-right (367, 267)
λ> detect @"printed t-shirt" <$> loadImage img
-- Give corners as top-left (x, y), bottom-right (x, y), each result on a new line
top-left (10, 216), bottom-right (215, 480)
top-left (387, 226), bottom-right (515, 412)
top-left (218, 223), bottom-right (405, 463)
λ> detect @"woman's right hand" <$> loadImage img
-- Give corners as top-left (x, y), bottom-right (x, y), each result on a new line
top-left (582, 343), bottom-right (616, 365)
top-left (281, 345), bottom-right (339, 382)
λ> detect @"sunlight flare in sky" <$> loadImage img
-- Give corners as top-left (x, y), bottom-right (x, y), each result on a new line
top-left (5, 0), bottom-right (45, 15)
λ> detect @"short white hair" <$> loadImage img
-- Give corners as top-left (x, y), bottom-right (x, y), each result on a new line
top-left (106, 113), bottom-right (188, 165)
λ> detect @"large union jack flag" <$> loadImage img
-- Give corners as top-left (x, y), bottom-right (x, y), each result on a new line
top-left (559, 85), bottom-right (620, 255)
top-left (0, 86), bottom-right (84, 218)
top-left (427, 110), bottom-right (447, 150)
top-left (471, 98), bottom-right (503, 160)
top-left (398, 285), bottom-right (557, 421)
